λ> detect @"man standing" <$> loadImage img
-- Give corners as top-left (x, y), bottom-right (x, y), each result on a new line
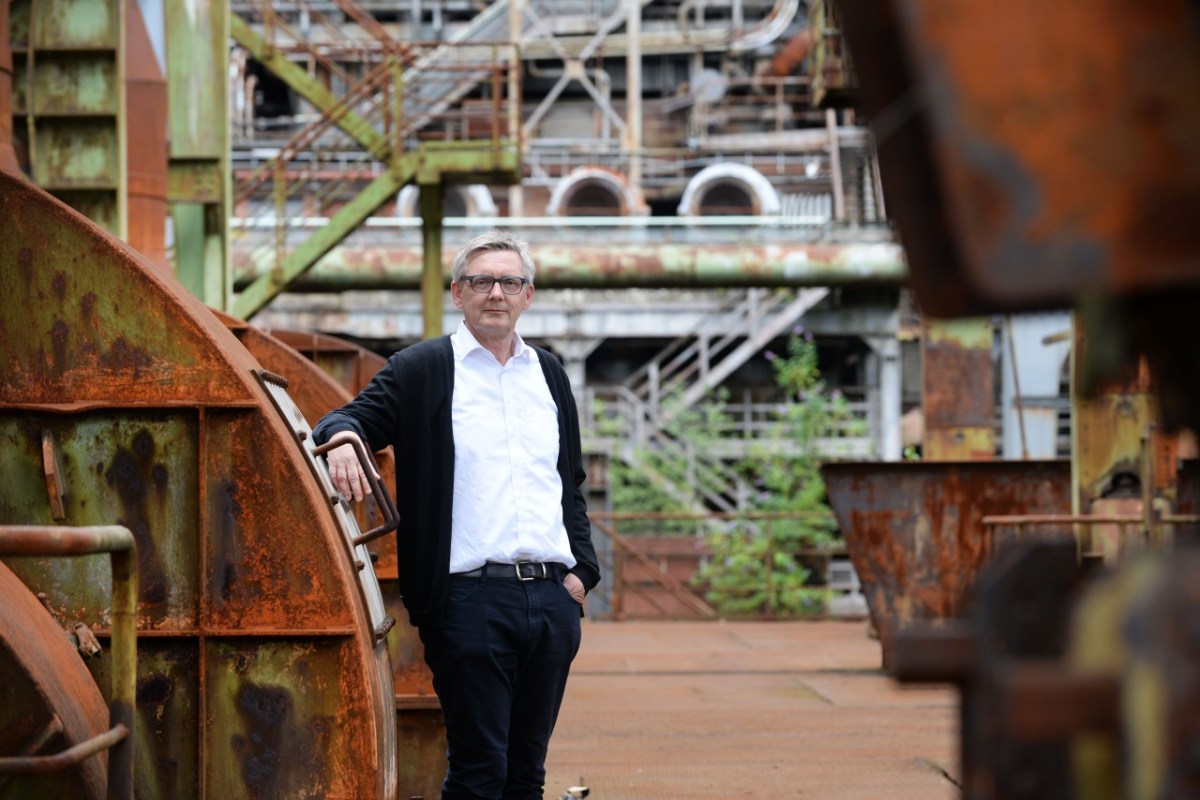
top-left (313, 229), bottom-right (600, 800)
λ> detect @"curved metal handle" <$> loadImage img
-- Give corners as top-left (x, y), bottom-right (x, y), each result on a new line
top-left (314, 437), bottom-right (400, 546)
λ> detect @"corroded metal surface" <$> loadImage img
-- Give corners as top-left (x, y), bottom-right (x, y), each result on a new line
top-left (265, 328), bottom-right (387, 398)
top-left (821, 460), bottom-right (1072, 667)
top-left (125, 0), bottom-right (169, 270)
top-left (921, 318), bottom-right (994, 459)
top-left (839, 0), bottom-right (1200, 316)
top-left (0, 560), bottom-right (110, 799)
top-left (0, 170), bottom-right (396, 799)
top-left (254, 326), bottom-right (443, 797)
top-left (233, 323), bottom-right (398, 578)
top-left (231, 242), bottom-right (908, 290)
top-left (0, 524), bottom-right (137, 799)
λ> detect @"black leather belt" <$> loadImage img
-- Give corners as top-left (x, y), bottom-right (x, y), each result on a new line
top-left (454, 561), bottom-right (566, 581)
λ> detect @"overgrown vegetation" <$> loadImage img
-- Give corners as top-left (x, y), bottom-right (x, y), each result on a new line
top-left (606, 331), bottom-right (856, 617)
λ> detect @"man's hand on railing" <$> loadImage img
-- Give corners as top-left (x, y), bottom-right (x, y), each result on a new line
top-left (325, 431), bottom-right (380, 502)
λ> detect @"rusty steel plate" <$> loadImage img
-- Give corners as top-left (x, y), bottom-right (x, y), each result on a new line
top-left (262, 328), bottom-right (387, 399)
top-left (0, 171), bottom-right (397, 799)
top-left (839, 0), bottom-right (1200, 315)
top-left (821, 459), bottom-right (1072, 668)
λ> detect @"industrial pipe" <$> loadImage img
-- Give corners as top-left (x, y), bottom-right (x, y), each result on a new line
top-left (232, 242), bottom-right (907, 291)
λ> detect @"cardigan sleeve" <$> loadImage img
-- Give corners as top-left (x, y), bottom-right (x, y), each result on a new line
top-left (313, 352), bottom-right (405, 452)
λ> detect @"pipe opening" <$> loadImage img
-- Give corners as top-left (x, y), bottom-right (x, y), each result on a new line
top-left (695, 182), bottom-right (757, 216)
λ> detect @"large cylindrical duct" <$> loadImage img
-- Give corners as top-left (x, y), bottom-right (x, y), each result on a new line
top-left (547, 167), bottom-right (648, 217)
top-left (677, 163), bottom-right (782, 216)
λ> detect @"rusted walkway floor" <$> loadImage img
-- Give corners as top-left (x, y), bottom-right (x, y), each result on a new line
top-left (544, 620), bottom-right (959, 800)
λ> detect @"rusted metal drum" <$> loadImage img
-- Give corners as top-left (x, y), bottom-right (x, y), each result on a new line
top-left (262, 328), bottom-right (386, 397)
top-left (0, 170), bottom-right (397, 799)
top-left (256, 326), bottom-right (444, 797)
top-left (821, 460), bottom-right (1072, 668)
top-left (218, 319), bottom-right (445, 798)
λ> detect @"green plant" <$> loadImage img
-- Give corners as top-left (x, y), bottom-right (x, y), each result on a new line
top-left (606, 331), bottom-right (849, 617)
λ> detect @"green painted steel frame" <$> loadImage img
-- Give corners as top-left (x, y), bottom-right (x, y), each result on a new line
top-left (166, 0), bottom-right (230, 310)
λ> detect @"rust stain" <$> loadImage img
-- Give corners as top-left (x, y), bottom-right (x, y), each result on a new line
top-left (103, 428), bottom-right (168, 608)
top-left (100, 337), bottom-right (154, 374)
top-left (50, 320), bottom-right (69, 371)
top-left (232, 684), bottom-right (293, 796)
top-left (51, 270), bottom-right (68, 301)
top-left (17, 246), bottom-right (33, 281)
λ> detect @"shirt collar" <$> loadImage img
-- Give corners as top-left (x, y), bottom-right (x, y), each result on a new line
top-left (451, 320), bottom-right (534, 363)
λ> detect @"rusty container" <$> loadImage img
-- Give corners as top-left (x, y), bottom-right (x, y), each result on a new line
top-left (0, 170), bottom-right (398, 799)
top-left (821, 460), bottom-right (1072, 668)
top-left (229, 321), bottom-right (444, 798)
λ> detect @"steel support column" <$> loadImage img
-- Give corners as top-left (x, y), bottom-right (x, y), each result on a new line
top-left (420, 183), bottom-right (445, 339)
top-left (165, 0), bottom-right (229, 308)
top-left (866, 333), bottom-right (902, 461)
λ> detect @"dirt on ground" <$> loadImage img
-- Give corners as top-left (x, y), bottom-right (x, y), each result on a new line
top-left (544, 620), bottom-right (959, 800)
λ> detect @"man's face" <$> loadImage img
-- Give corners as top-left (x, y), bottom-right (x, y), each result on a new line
top-left (451, 249), bottom-right (534, 340)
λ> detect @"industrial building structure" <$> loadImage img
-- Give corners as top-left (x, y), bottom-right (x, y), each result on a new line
top-left (7, 0), bottom-right (1198, 798)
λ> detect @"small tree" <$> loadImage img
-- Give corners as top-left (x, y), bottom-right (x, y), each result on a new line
top-left (696, 332), bottom-right (846, 616)
top-left (606, 331), bottom-right (851, 617)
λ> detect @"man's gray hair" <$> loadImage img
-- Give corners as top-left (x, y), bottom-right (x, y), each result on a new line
top-left (451, 229), bottom-right (536, 283)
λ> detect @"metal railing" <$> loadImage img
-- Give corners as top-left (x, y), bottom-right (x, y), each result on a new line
top-left (589, 511), bottom-right (843, 620)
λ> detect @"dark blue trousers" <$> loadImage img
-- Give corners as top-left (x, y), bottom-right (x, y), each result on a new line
top-left (420, 574), bottom-right (582, 800)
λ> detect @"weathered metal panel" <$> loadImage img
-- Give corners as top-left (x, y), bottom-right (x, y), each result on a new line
top-left (0, 412), bottom-right (200, 630)
top-left (26, 54), bottom-right (118, 115)
top-left (203, 409), bottom-right (357, 631)
top-left (821, 459), bottom-right (1073, 667)
top-left (207, 638), bottom-right (376, 799)
top-left (86, 640), bottom-right (201, 800)
top-left (33, 119), bottom-right (119, 188)
top-left (266, 329), bottom-right (388, 399)
top-left (838, 0), bottom-right (1200, 315)
top-left (32, 0), bottom-right (117, 49)
top-left (1, 171), bottom-right (398, 798)
top-left (1, 178), bottom-right (249, 406)
top-left (922, 317), bottom-right (995, 459)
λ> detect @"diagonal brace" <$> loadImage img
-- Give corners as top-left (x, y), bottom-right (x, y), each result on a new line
top-left (231, 15), bottom-right (389, 158)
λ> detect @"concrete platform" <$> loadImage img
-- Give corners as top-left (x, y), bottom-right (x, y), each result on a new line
top-left (545, 620), bottom-right (959, 800)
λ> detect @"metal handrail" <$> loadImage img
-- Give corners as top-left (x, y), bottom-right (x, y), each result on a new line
top-left (0, 525), bottom-right (137, 800)
top-left (313, 437), bottom-right (400, 546)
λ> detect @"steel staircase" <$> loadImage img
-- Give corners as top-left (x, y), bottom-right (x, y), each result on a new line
top-left (609, 287), bottom-right (830, 511)
top-left (228, 0), bottom-right (521, 319)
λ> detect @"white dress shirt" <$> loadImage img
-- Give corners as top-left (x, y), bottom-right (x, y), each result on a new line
top-left (449, 322), bottom-right (577, 573)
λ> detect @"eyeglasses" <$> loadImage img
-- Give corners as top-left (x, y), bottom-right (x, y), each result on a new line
top-left (460, 275), bottom-right (530, 295)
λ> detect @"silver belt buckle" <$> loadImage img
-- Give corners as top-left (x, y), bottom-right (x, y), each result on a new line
top-left (515, 561), bottom-right (545, 581)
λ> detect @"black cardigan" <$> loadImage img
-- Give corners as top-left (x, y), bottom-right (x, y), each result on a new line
top-left (312, 336), bottom-right (601, 628)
